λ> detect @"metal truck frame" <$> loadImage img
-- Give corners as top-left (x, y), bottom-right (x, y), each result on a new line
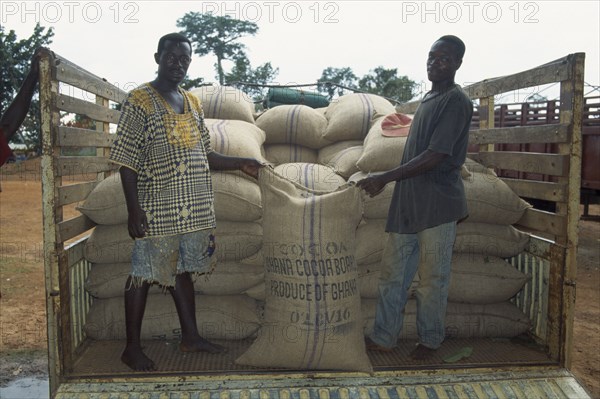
top-left (39, 51), bottom-right (590, 398)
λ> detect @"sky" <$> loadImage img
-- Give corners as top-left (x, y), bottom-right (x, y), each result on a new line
top-left (1, 0), bottom-right (599, 103)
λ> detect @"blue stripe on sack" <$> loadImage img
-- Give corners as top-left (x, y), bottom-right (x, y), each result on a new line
top-left (287, 105), bottom-right (300, 145)
top-left (216, 120), bottom-right (228, 154)
top-left (313, 194), bottom-right (326, 367)
top-left (306, 188), bottom-right (320, 368)
top-left (301, 188), bottom-right (312, 365)
top-left (211, 88), bottom-right (221, 118)
top-left (359, 94), bottom-right (373, 138)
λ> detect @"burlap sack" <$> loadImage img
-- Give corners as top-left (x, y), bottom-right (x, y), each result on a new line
top-left (190, 85), bottom-right (255, 123)
top-left (256, 104), bottom-right (331, 149)
top-left (212, 171), bottom-right (262, 222)
top-left (455, 223), bottom-right (530, 258)
top-left (318, 143), bottom-right (363, 179)
top-left (348, 172), bottom-right (395, 219)
top-left (362, 299), bottom-right (530, 338)
top-left (85, 261), bottom-right (264, 299)
top-left (449, 254), bottom-right (529, 304)
top-left (244, 282), bottom-right (266, 301)
top-left (318, 140), bottom-right (363, 164)
top-left (194, 262), bottom-right (264, 295)
top-left (84, 224), bottom-right (133, 264)
top-left (214, 221), bottom-right (262, 262)
top-left (205, 119), bottom-right (267, 162)
top-left (464, 157), bottom-right (498, 176)
top-left (358, 253), bottom-right (528, 304)
top-left (355, 219), bottom-right (387, 265)
top-left (274, 163), bottom-right (346, 192)
top-left (356, 117), bottom-right (408, 173)
top-left (264, 144), bottom-right (318, 165)
top-left (324, 93), bottom-right (395, 141)
top-left (77, 174), bottom-right (127, 225)
top-left (236, 167), bottom-right (372, 371)
top-left (84, 294), bottom-right (260, 340)
top-left (463, 171), bottom-right (532, 224)
top-left (85, 262), bottom-right (157, 298)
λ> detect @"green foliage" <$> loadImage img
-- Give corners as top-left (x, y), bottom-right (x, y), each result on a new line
top-left (317, 67), bottom-right (358, 100)
top-left (177, 12), bottom-right (258, 84)
top-left (0, 23), bottom-right (54, 153)
top-left (224, 55), bottom-right (279, 100)
top-left (180, 76), bottom-right (206, 91)
top-left (358, 66), bottom-right (416, 103)
top-left (317, 66), bottom-right (417, 104)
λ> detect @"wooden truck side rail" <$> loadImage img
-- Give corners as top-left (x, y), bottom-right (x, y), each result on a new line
top-left (39, 51), bottom-right (584, 397)
top-left (40, 52), bottom-right (126, 393)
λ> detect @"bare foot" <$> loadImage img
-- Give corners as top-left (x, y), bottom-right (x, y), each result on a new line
top-left (121, 344), bottom-right (156, 371)
top-left (180, 337), bottom-right (227, 354)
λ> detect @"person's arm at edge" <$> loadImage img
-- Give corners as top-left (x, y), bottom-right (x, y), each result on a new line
top-left (0, 48), bottom-right (50, 141)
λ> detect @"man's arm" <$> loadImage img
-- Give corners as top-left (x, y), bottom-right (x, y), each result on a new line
top-left (356, 150), bottom-right (448, 197)
top-left (207, 151), bottom-right (264, 179)
top-left (119, 166), bottom-right (147, 239)
top-left (0, 48), bottom-right (49, 141)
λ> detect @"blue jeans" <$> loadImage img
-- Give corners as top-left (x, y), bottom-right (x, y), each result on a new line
top-left (370, 221), bottom-right (457, 349)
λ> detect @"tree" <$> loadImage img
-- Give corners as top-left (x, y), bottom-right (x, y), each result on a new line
top-left (316, 67), bottom-right (358, 100)
top-left (358, 66), bottom-right (416, 103)
top-left (0, 23), bottom-right (54, 152)
top-left (224, 55), bottom-right (279, 100)
top-left (316, 66), bottom-right (417, 103)
top-left (177, 12), bottom-right (258, 84)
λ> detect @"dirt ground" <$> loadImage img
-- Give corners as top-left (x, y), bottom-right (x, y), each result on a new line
top-left (1, 159), bottom-right (599, 397)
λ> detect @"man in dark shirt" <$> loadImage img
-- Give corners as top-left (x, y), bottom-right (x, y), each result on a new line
top-left (357, 35), bottom-right (473, 359)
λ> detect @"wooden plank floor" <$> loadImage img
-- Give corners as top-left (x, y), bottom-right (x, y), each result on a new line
top-left (69, 337), bottom-right (553, 378)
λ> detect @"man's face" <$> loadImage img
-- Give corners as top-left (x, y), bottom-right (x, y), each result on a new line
top-left (155, 40), bottom-right (192, 84)
top-left (426, 40), bottom-right (461, 83)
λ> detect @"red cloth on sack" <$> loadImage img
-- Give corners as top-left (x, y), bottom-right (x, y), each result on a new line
top-left (381, 113), bottom-right (413, 137)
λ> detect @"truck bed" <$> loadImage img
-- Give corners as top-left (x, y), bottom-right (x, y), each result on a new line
top-left (69, 337), bottom-right (552, 378)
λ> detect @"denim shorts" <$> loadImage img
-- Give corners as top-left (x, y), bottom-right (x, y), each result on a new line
top-left (130, 228), bottom-right (216, 288)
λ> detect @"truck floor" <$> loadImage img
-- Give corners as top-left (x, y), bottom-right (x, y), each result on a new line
top-left (68, 337), bottom-right (553, 378)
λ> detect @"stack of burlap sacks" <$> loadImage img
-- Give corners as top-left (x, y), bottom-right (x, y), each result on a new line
top-left (79, 87), bottom-right (533, 366)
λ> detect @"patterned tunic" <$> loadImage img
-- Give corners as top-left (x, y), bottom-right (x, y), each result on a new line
top-left (110, 83), bottom-right (215, 237)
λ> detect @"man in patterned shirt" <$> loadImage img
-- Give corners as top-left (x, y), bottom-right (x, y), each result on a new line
top-left (110, 33), bottom-right (263, 371)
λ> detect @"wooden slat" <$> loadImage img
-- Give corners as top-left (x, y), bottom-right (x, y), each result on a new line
top-left (58, 214), bottom-right (96, 244)
top-left (464, 55), bottom-right (572, 99)
top-left (397, 54), bottom-right (574, 114)
top-left (501, 178), bottom-right (568, 202)
top-left (57, 94), bottom-right (121, 124)
top-left (57, 181), bottom-right (100, 207)
top-left (57, 156), bottom-right (117, 177)
top-left (469, 152), bottom-right (568, 177)
top-left (469, 124), bottom-right (569, 145)
top-left (56, 56), bottom-right (128, 104)
top-left (516, 208), bottom-right (567, 238)
top-left (57, 126), bottom-right (114, 148)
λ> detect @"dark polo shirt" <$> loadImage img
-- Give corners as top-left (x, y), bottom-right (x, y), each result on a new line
top-left (386, 84), bottom-right (473, 234)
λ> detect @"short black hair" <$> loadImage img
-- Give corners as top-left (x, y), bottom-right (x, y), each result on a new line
top-left (157, 33), bottom-right (192, 56)
top-left (437, 35), bottom-right (466, 60)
